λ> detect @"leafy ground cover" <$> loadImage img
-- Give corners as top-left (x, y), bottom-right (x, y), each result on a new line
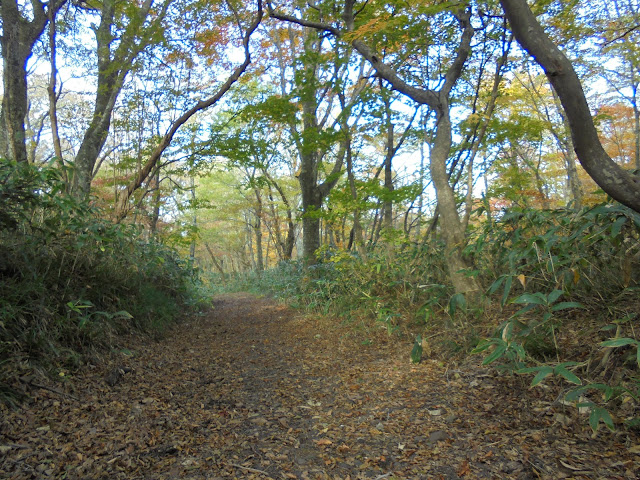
top-left (1, 293), bottom-right (638, 479)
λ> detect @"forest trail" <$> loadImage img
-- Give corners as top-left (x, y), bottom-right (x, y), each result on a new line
top-left (1, 293), bottom-right (638, 480)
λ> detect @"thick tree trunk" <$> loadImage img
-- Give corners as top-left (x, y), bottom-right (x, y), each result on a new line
top-left (0, 0), bottom-right (48, 163)
top-left (297, 30), bottom-right (325, 265)
top-left (301, 214), bottom-right (322, 262)
top-left (500, 0), bottom-right (640, 213)
top-left (299, 146), bottom-right (323, 263)
top-left (431, 106), bottom-right (482, 298)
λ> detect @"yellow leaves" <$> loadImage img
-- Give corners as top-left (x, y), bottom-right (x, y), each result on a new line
top-left (314, 438), bottom-right (333, 446)
top-left (344, 16), bottom-right (390, 43)
top-left (194, 27), bottom-right (232, 66)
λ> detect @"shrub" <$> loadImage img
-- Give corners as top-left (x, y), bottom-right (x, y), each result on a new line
top-left (0, 159), bottom-right (204, 402)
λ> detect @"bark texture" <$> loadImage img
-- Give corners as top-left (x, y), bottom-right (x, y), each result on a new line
top-left (0, 0), bottom-right (50, 163)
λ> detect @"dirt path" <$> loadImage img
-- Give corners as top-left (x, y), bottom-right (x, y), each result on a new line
top-left (1, 293), bottom-right (638, 479)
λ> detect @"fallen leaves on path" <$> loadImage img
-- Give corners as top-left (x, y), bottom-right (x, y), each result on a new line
top-left (1, 293), bottom-right (638, 479)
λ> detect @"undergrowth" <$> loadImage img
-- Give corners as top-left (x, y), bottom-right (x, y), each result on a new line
top-left (0, 160), bottom-right (207, 405)
top-left (213, 202), bottom-right (640, 432)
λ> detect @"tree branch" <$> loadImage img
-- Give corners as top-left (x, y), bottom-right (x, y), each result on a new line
top-left (500, 0), bottom-right (640, 213)
top-left (115, 0), bottom-right (264, 220)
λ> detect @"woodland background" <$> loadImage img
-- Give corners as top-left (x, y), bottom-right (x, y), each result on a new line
top-left (1, 0), bottom-right (639, 432)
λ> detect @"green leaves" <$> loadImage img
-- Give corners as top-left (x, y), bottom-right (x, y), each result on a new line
top-left (600, 337), bottom-right (640, 368)
top-left (448, 293), bottom-right (467, 317)
top-left (517, 362), bottom-right (582, 387)
top-left (471, 334), bottom-right (526, 367)
top-left (589, 407), bottom-right (615, 432)
top-left (511, 289), bottom-right (584, 318)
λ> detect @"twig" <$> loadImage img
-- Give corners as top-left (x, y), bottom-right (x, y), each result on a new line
top-left (374, 474), bottom-right (392, 479)
top-left (20, 379), bottom-right (80, 401)
top-left (227, 463), bottom-right (271, 476)
top-left (1, 443), bottom-right (29, 450)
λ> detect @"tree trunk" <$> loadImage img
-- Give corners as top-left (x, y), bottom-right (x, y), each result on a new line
top-left (500, 0), bottom-right (640, 213)
top-left (348, 8), bottom-right (481, 297)
top-left (297, 65), bottom-right (345, 262)
top-left (633, 81), bottom-right (640, 170)
top-left (254, 188), bottom-right (264, 272)
top-left (346, 141), bottom-right (365, 255)
top-left (47, 4), bottom-right (66, 183)
top-left (72, 0), bottom-right (172, 199)
top-left (190, 176), bottom-right (197, 260)
top-left (72, 0), bottom-right (121, 197)
top-left (299, 176), bottom-right (323, 263)
top-left (204, 242), bottom-right (226, 282)
top-left (149, 170), bottom-right (161, 237)
top-left (551, 91), bottom-right (583, 209)
top-left (431, 105), bottom-right (483, 298)
top-left (0, 0), bottom-right (49, 163)
top-left (269, 3), bottom-right (482, 297)
top-left (382, 97), bottom-right (394, 231)
top-left (264, 171), bottom-right (295, 260)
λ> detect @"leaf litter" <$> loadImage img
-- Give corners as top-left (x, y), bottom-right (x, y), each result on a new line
top-left (1, 293), bottom-right (638, 479)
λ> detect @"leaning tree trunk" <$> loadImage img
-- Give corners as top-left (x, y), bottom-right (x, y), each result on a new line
top-left (500, 0), bottom-right (640, 213)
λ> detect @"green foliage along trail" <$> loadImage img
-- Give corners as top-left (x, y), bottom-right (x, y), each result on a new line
top-left (0, 160), bottom-right (205, 404)
top-left (2, 293), bottom-right (639, 479)
top-left (2, 1), bottom-right (640, 475)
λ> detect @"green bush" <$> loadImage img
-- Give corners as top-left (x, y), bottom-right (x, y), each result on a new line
top-left (0, 159), bottom-right (205, 401)
top-left (474, 204), bottom-right (640, 305)
top-left (471, 203), bottom-right (640, 432)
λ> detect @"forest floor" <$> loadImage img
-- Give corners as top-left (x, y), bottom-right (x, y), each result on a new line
top-left (1, 293), bottom-right (639, 480)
